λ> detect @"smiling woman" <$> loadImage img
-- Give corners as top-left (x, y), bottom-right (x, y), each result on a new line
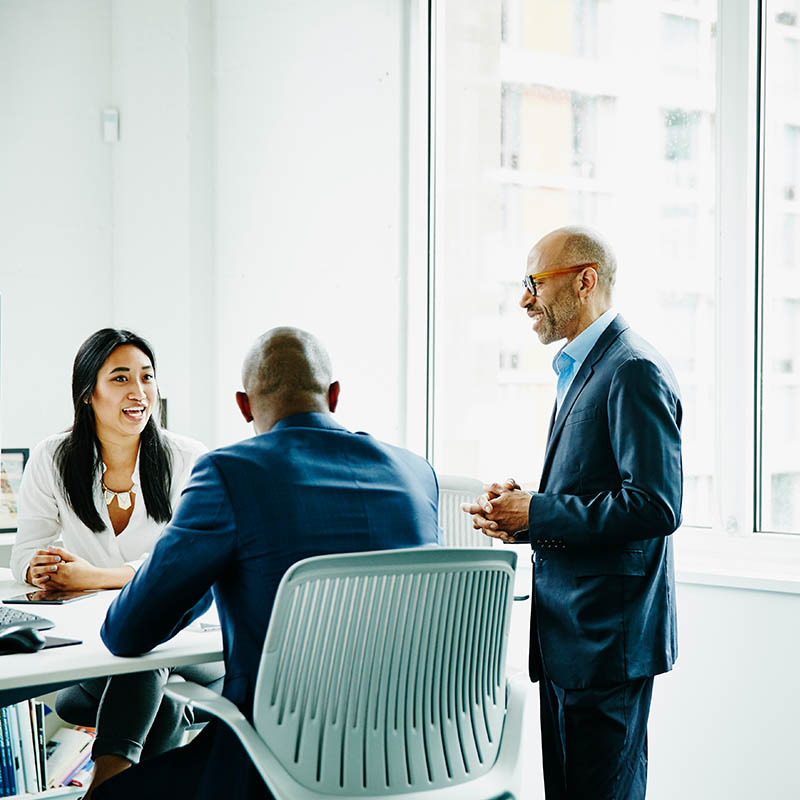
top-left (15, 329), bottom-right (183, 554)
top-left (9, 327), bottom-right (222, 799)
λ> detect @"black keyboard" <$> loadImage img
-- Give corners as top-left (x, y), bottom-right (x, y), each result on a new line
top-left (0, 606), bottom-right (54, 632)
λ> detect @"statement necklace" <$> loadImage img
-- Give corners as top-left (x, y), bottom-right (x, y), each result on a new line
top-left (102, 482), bottom-right (135, 511)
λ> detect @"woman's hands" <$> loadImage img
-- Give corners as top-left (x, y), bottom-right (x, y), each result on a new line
top-left (25, 547), bottom-right (134, 590)
top-left (27, 546), bottom-right (97, 589)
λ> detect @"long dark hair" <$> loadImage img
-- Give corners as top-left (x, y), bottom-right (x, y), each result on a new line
top-left (54, 329), bottom-right (173, 533)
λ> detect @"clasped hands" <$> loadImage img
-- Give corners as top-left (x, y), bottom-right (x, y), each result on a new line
top-left (26, 546), bottom-right (98, 590)
top-left (460, 478), bottom-right (530, 543)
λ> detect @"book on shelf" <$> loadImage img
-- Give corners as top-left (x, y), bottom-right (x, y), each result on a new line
top-left (17, 701), bottom-right (41, 793)
top-left (6, 704), bottom-right (23, 793)
top-left (24, 701), bottom-right (41, 793)
top-left (35, 701), bottom-right (47, 790)
top-left (0, 707), bottom-right (5, 796)
top-left (0, 702), bottom-right (45, 796)
top-left (0, 706), bottom-right (16, 797)
top-left (0, 699), bottom-right (94, 796)
top-left (45, 725), bottom-right (95, 789)
top-left (0, 706), bottom-right (5, 796)
top-left (65, 756), bottom-right (93, 788)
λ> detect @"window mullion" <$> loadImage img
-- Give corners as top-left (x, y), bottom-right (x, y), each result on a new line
top-left (405, 0), bottom-right (434, 458)
top-left (714, 0), bottom-right (760, 536)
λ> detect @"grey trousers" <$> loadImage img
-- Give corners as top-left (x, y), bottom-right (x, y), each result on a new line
top-left (55, 662), bottom-right (225, 764)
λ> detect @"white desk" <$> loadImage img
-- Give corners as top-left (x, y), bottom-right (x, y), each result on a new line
top-left (0, 569), bottom-right (223, 697)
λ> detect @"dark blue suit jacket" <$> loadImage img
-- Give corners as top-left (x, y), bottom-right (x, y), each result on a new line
top-left (525, 316), bottom-right (682, 690)
top-left (100, 413), bottom-right (440, 799)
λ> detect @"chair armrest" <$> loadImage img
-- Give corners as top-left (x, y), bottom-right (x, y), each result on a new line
top-left (164, 681), bottom-right (282, 797)
top-left (164, 680), bottom-right (239, 722)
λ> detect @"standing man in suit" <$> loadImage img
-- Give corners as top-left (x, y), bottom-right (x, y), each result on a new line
top-left (96, 327), bottom-right (441, 800)
top-left (462, 226), bottom-right (682, 800)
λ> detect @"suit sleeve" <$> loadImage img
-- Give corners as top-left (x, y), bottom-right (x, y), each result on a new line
top-left (101, 454), bottom-right (236, 656)
top-left (529, 357), bottom-right (682, 548)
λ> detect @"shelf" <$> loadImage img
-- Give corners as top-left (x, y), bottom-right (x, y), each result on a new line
top-left (5, 786), bottom-right (84, 799)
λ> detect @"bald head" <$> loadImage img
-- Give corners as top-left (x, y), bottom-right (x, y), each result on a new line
top-left (238, 327), bottom-right (338, 433)
top-left (528, 225), bottom-right (617, 298)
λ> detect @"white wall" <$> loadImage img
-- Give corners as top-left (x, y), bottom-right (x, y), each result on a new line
top-left (212, 0), bottom-right (413, 447)
top-left (0, 0), bottom-right (215, 447)
top-left (647, 581), bottom-right (800, 800)
top-left (109, 0), bottom-right (216, 445)
top-left (1, 0), bottom-right (414, 452)
top-left (0, 0), bottom-right (113, 448)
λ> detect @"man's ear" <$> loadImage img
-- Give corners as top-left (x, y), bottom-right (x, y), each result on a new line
top-left (235, 391), bottom-right (254, 423)
top-left (328, 381), bottom-right (340, 413)
top-left (579, 266), bottom-right (598, 296)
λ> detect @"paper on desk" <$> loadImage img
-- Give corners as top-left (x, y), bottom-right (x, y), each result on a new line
top-left (186, 621), bottom-right (221, 633)
top-left (185, 600), bottom-right (221, 633)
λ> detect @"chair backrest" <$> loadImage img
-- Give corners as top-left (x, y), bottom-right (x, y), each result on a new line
top-left (437, 475), bottom-right (492, 547)
top-left (252, 547), bottom-right (516, 796)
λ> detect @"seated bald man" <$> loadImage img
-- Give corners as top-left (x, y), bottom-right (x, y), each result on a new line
top-left (96, 327), bottom-right (441, 800)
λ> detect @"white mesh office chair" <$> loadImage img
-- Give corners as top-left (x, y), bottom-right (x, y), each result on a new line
top-left (166, 547), bottom-right (528, 800)
top-left (437, 475), bottom-right (492, 548)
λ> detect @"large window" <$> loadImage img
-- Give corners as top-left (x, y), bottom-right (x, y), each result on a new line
top-left (431, 0), bottom-right (717, 528)
top-left (429, 0), bottom-right (800, 538)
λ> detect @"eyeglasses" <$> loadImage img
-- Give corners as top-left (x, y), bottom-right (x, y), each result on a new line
top-left (522, 263), bottom-right (598, 297)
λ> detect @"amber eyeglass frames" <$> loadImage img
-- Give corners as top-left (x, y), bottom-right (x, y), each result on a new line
top-left (522, 262), bottom-right (598, 297)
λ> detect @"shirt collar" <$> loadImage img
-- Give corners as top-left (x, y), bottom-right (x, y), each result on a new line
top-left (552, 308), bottom-right (617, 377)
top-left (269, 412), bottom-right (347, 433)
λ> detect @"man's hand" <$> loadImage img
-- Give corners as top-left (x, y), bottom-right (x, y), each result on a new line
top-left (460, 479), bottom-right (529, 543)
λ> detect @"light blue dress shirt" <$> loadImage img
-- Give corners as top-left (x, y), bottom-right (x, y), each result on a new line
top-left (553, 308), bottom-right (618, 411)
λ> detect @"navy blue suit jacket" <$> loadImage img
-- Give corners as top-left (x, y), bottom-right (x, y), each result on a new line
top-left (100, 413), bottom-right (440, 799)
top-left (525, 316), bottom-right (682, 690)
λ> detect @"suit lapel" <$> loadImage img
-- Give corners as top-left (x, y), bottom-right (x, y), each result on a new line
top-left (538, 315), bottom-right (630, 491)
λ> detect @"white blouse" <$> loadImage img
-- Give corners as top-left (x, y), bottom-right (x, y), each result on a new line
top-left (10, 429), bottom-right (207, 583)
